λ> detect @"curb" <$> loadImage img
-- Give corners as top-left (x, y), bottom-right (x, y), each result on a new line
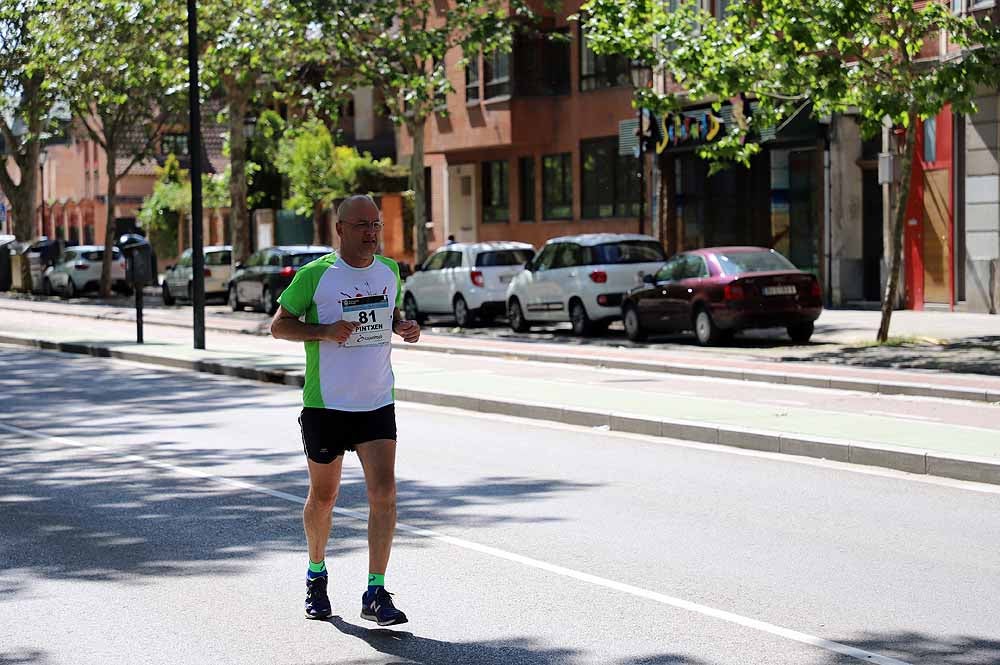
top-left (4, 334), bottom-right (999, 487)
top-left (398, 342), bottom-right (1000, 405)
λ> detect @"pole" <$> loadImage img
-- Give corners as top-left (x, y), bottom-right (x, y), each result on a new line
top-left (135, 283), bottom-right (144, 344)
top-left (637, 107), bottom-right (645, 236)
top-left (187, 0), bottom-right (205, 350)
top-left (39, 161), bottom-right (45, 238)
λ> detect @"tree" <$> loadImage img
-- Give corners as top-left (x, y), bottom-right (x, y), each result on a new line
top-left (57, 0), bottom-right (186, 296)
top-left (198, 0), bottom-right (321, 265)
top-left (582, 0), bottom-right (1000, 341)
top-left (0, 0), bottom-right (67, 291)
top-left (312, 0), bottom-right (532, 264)
top-left (275, 118), bottom-right (391, 245)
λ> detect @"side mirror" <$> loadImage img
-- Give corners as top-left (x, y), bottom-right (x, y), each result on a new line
top-left (234, 262), bottom-right (244, 271)
top-left (642, 273), bottom-right (656, 285)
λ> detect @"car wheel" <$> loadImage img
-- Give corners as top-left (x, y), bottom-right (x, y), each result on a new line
top-left (263, 286), bottom-right (278, 316)
top-left (403, 293), bottom-right (425, 324)
top-left (187, 282), bottom-right (193, 303)
top-left (569, 299), bottom-right (593, 337)
top-left (694, 308), bottom-right (722, 346)
top-left (42, 278), bottom-right (52, 297)
top-left (162, 281), bottom-right (175, 306)
top-left (507, 297), bottom-right (530, 333)
top-left (66, 278), bottom-right (76, 299)
top-left (787, 321), bottom-right (815, 344)
top-left (623, 305), bottom-right (647, 342)
top-left (453, 295), bottom-right (475, 328)
top-left (229, 285), bottom-right (242, 312)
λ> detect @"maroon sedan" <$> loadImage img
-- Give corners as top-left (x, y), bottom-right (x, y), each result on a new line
top-left (621, 247), bottom-right (823, 345)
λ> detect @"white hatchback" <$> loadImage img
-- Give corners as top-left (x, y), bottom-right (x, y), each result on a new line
top-left (162, 245), bottom-right (233, 305)
top-left (505, 233), bottom-right (667, 336)
top-left (42, 245), bottom-right (128, 297)
top-left (402, 241), bottom-right (535, 327)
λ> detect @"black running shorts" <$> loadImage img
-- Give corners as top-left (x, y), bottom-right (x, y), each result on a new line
top-left (298, 404), bottom-right (397, 464)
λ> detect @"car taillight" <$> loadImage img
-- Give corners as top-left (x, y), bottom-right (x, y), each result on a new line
top-left (589, 270), bottom-right (608, 284)
top-left (280, 266), bottom-right (296, 277)
top-left (470, 270), bottom-right (485, 287)
top-left (597, 294), bottom-right (608, 306)
top-left (724, 283), bottom-right (745, 300)
top-left (74, 262), bottom-right (88, 270)
top-left (810, 280), bottom-right (821, 298)
top-left (204, 268), bottom-right (212, 277)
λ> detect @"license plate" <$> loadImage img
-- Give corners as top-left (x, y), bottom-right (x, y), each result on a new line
top-left (763, 285), bottom-right (797, 296)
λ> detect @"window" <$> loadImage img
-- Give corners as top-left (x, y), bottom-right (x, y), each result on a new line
top-left (551, 243), bottom-right (584, 269)
top-left (465, 53), bottom-right (480, 103)
top-left (162, 133), bottom-right (189, 156)
top-left (656, 256), bottom-right (685, 282)
top-left (484, 49), bottom-right (511, 99)
top-left (587, 241), bottom-right (666, 265)
top-left (533, 244), bottom-right (559, 271)
top-left (519, 156), bottom-right (535, 222)
top-left (681, 254), bottom-right (709, 279)
top-left (205, 251), bottom-right (232, 266)
top-left (716, 250), bottom-right (797, 275)
top-left (482, 160), bottom-right (510, 223)
top-left (514, 30), bottom-right (570, 97)
top-left (542, 153), bottom-right (573, 220)
top-left (581, 138), bottom-right (640, 219)
top-left (579, 25), bottom-right (629, 91)
top-left (179, 250), bottom-right (193, 267)
top-left (924, 116), bottom-right (937, 163)
top-left (423, 252), bottom-right (448, 271)
top-left (443, 251), bottom-right (463, 269)
top-left (285, 252), bottom-right (327, 267)
top-left (717, 0), bottom-right (732, 17)
top-left (268, 252), bottom-right (282, 267)
top-left (475, 248), bottom-right (535, 267)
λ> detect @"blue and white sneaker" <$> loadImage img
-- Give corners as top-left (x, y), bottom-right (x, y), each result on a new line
top-left (305, 574), bottom-right (332, 620)
top-left (361, 587), bottom-right (408, 626)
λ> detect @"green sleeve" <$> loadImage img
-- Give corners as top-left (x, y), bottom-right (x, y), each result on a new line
top-left (277, 256), bottom-right (333, 316)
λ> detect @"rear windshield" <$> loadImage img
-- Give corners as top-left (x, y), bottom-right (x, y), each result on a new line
top-left (717, 250), bottom-right (797, 275)
top-left (205, 250), bottom-right (232, 266)
top-left (475, 249), bottom-right (535, 267)
top-left (587, 241), bottom-right (665, 265)
top-left (81, 248), bottom-right (121, 261)
top-left (284, 252), bottom-right (327, 268)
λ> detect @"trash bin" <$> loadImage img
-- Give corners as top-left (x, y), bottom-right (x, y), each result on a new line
top-left (0, 235), bottom-right (14, 292)
top-left (120, 235), bottom-right (153, 288)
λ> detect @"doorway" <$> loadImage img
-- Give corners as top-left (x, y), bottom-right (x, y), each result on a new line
top-left (861, 169), bottom-right (884, 301)
top-left (922, 169), bottom-right (950, 304)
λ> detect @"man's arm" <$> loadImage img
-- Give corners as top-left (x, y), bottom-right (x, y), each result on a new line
top-left (391, 307), bottom-right (420, 344)
top-left (270, 305), bottom-right (357, 343)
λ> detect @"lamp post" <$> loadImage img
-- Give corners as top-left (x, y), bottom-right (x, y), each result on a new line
top-left (39, 148), bottom-right (48, 238)
top-left (629, 63), bottom-right (653, 236)
top-left (187, 0), bottom-right (205, 350)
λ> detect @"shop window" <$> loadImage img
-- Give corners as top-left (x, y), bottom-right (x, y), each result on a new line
top-left (542, 153), bottom-right (573, 220)
top-left (579, 25), bottom-right (629, 91)
top-left (581, 138), bottom-right (639, 218)
top-left (924, 116), bottom-right (937, 163)
top-left (482, 160), bottom-right (510, 223)
top-left (519, 156), bottom-right (535, 222)
top-left (484, 50), bottom-right (511, 100)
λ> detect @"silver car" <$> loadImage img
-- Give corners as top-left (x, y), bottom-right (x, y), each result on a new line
top-left (42, 245), bottom-right (128, 298)
top-left (162, 245), bottom-right (233, 305)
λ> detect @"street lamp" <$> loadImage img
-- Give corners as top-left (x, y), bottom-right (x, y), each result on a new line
top-left (629, 63), bottom-right (653, 236)
top-left (188, 0), bottom-right (205, 350)
top-left (39, 148), bottom-right (48, 238)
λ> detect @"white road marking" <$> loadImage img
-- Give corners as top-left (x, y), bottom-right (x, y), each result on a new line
top-left (865, 410), bottom-right (940, 422)
top-left (767, 399), bottom-right (808, 407)
top-left (0, 419), bottom-right (912, 665)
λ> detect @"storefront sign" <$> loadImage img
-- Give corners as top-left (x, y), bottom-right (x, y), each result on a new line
top-left (655, 110), bottom-right (724, 154)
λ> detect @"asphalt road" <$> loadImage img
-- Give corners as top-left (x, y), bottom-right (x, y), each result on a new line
top-left (2, 347), bottom-right (1000, 665)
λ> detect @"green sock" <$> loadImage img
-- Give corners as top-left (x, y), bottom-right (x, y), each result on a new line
top-left (367, 573), bottom-right (385, 589)
top-left (308, 560), bottom-right (326, 575)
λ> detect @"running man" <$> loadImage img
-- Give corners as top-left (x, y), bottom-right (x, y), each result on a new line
top-left (270, 194), bottom-right (420, 625)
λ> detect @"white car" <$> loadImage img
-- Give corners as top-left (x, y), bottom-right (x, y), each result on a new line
top-left (42, 245), bottom-right (128, 298)
top-left (505, 233), bottom-right (667, 336)
top-left (162, 245), bottom-right (232, 305)
top-left (402, 241), bottom-right (535, 327)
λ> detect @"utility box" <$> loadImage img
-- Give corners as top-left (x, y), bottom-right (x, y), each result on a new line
top-left (122, 239), bottom-right (153, 286)
top-left (878, 152), bottom-right (898, 185)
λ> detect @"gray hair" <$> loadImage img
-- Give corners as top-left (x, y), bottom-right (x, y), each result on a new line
top-left (337, 194), bottom-right (379, 221)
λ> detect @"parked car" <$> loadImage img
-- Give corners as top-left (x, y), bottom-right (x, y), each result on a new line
top-left (228, 245), bottom-right (333, 315)
top-left (403, 241), bottom-right (535, 327)
top-left (42, 245), bottom-right (128, 298)
top-left (162, 245), bottom-right (233, 305)
top-left (506, 234), bottom-right (667, 336)
top-left (621, 246), bottom-right (823, 345)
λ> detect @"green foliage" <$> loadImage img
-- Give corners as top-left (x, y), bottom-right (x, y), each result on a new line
top-left (139, 154), bottom-right (229, 254)
top-left (247, 109), bottom-right (287, 209)
top-left (356, 162), bottom-right (410, 194)
top-left (275, 118), bottom-right (393, 214)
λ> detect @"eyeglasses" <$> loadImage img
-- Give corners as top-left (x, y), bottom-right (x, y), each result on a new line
top-left (345, 219), bottom-right (384, 232)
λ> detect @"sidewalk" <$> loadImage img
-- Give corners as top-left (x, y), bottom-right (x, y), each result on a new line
top-left (2, 314), bottom-right (998, 486)
top-left (2, 294), bottom-right (998, 403)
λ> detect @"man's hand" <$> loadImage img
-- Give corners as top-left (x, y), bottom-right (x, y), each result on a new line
top-left (325, 320), bottom-right (359, 344)
top-left (394, 319), bottom-right (420, 343)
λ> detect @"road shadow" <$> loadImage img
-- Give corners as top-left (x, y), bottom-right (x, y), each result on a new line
top-left (0, 348), bottom-right (599, 598)
top-left (323, 616), bottom-right (711, 665)
top-left (0, 651), bottom-right (49, 665)
top-left (820, 630), bottom-right (1000, 664)
top-left (782, 336), bottom-right (1000, 376)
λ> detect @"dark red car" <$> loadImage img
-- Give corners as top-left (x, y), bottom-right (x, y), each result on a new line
top-left (621, 247), bottom-right (823, 345)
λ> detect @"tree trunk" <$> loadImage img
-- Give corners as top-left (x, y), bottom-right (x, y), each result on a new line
top-left (4, 146), bottom-right (40, 292)
top-left (312, 201), bottom-right (326, 246)
top-left (101, 153), bottom-right (119, 298)
top-left (877, 115), bottom-right (918, 343)
top-left (408, 121), bottom-right (428, 265)
top-left (227, 88), bottom-right (251, 265)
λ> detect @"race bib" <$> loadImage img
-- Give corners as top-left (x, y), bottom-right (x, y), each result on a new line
top-left (342, 294), bottom-right (391, 347)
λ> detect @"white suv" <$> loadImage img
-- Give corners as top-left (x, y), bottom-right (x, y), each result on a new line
top-left (505, 234), bottom-right (667, 336)
top-left (42, 245), bottom-right (128, 297)
top-left (402, 241), bottom-right (535, 327)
